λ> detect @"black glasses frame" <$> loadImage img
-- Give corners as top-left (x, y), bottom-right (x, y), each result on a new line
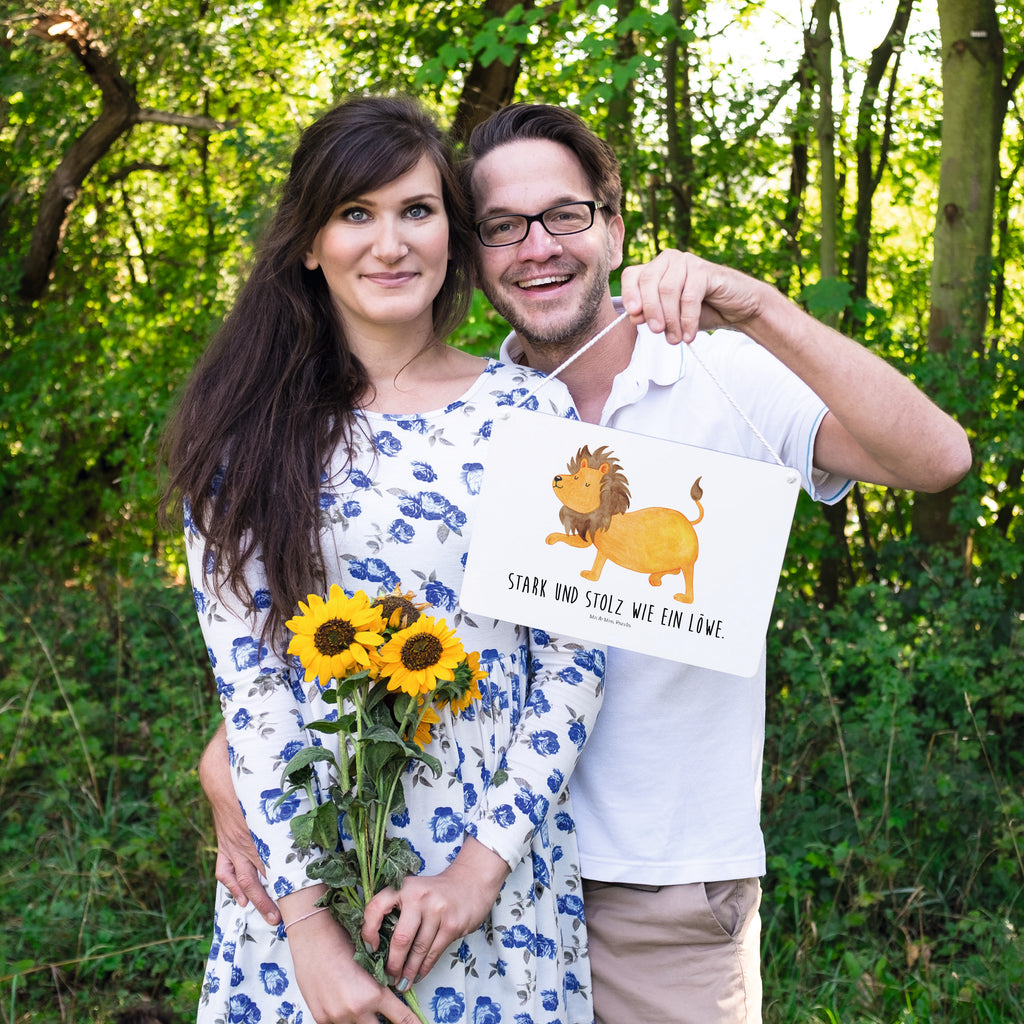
top-left (474, 200), bottom-right (608, 247)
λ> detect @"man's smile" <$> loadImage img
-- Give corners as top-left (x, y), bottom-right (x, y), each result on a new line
top-left (515, 274), bottom-right (573, 290)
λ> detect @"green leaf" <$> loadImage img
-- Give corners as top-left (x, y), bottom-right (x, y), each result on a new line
top-left (363, 681), bottom-right (396, 714)
top-left (356, 907), bottom-right (399, 982)
top-left (353, 941), bottom-right (388, 984)
top-left (311, 801), bottom-right (341, 850)
top-left (302, 717), bottom-right (350, 734)
top-left (800, 277), bottom-right (853, 320)
top-left (362, 738), bottom-right (410, 781)
top-left (362, 721), bottom-right (405, 744)
top-left (335, 669), bottom-right (373, 702)
top-left (331, 786), bottom-right (357, 814)
top-left (479, 41), bottom-right (517, 67)
top-left (409, 747), bottom-right (443, 778)
top-left (281, 745), bottom-right (337, 788)
top-left (438, 42), bottom-right (471, 66)
top-left (288, 808), bottom-right (319, 849)
top-left (309, 849), bottom-right (361, 890)
top-left (379, 837), bottom-right (422, 891)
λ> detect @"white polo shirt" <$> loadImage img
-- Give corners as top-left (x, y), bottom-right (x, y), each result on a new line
top-left (500, 310), bottom-right (851, 884)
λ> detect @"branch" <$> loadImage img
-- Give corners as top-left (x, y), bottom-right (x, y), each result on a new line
top-left (18, 8), bottom-right (236, 301)
top-left (859, 0), bottom-right (914, 194)
top-left (105, 161), bottom-right (172, 184)
top-left (1005, 56), bottom-right (1024, 103)
top-left (137, 108), bottom-right (237, 132)
top-left (28, 8), bottom-right (134, 105)
top-left (19, 9), bottom-right (138, 299)
top-left (450, 0), bottom-right (534, 145)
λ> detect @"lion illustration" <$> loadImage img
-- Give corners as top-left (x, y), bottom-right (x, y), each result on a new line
top-left (546, 445), bottom-right (705, 604)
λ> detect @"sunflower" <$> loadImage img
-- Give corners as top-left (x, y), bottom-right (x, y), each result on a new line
top-left (377, 615), bottom-right (465, 697)
top-left (285, 584), bottom-right (386, 683)
top-left (407, 701), bottom-right (441, 749)
top-left (448, 650), bottom-right (486, 716)
top-left (372, 585), bottom-right (428, 630)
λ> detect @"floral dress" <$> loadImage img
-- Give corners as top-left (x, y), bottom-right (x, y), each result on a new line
top-left (190, 360), bottom-right (605, 1024)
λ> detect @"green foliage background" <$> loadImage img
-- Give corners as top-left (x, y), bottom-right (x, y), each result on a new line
top-left (1, 1), bottom-right (1021, 1022)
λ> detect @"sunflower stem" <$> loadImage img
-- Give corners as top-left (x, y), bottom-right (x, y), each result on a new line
top-left (401, 985), bottom-right (430, 1024)
top-left (351, 681), bottom-right (375, 904)
top-left (336, 718), bottom-right (351, 793)
top-left (371, 694), bottom-right (415, 875)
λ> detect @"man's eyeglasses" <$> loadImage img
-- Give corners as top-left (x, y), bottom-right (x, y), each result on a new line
top-left (474, 200), bottom-right (608, 248)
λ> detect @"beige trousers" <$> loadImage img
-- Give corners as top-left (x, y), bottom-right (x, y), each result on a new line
top-left (582, 878), bottom-right (762, 1024)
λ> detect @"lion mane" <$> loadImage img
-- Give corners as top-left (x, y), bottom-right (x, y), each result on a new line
top-left (559, 445), bottom-right (632, 540)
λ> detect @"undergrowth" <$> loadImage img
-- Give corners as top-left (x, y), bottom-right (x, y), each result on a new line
top-left (1, 532), bottom-right (1020, 1023)
top-left (0, 554), bottom-right (216, 1023)
top-left (762, 536), bottom-right (1024, 1023)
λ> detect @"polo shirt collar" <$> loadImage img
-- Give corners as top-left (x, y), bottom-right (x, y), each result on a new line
top-left (498, 297), bottom-right (689, 389)
top-left (597, 298), bottom-right (687, 419)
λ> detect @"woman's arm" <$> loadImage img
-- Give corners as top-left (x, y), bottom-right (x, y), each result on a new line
top-left (187, 523), bottom-right (323, 896)
top-left (360, 834), bottom-right (511, 990)
top-left (467, 632), bottom-right (605, 865)
top-left (198, 721), bottom-right (282, 925)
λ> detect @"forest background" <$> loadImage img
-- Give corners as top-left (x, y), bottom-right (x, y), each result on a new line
top-left (1, 0), bottom-right (1021, 1021)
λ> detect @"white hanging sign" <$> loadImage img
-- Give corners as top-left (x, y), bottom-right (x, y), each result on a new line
top-left (461, 408), bottom-right (801, 676)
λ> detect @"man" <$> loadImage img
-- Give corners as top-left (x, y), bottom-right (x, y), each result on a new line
top-left (201, 104), bottom-right (970, 1023)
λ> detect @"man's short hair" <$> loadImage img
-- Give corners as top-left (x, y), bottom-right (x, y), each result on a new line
top-left (463, 104), bottom-right (623, 217)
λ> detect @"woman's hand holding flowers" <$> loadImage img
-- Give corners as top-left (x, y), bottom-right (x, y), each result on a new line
top-left (361, 836), bottom-right (511, 992)
top-left (282, 896), bottom-right (423, 1024)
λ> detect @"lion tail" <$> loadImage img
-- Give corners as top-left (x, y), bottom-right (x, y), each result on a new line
top-left (689, 476), bottom-right (705, 525)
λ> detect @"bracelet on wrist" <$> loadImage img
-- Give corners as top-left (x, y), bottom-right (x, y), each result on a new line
top-left (283, 906), bottom-right (329, 932)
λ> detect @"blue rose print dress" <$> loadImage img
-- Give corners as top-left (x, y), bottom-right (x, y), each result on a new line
top-left (190, 360), bottom-right (605, 1024)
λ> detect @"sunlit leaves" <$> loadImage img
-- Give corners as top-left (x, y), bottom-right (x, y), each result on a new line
top-left (2, 0), bottom-right (1022, 577)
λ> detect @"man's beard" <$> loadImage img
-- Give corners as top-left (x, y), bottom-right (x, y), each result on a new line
top-left (481, 261), bottom-right (611, 355)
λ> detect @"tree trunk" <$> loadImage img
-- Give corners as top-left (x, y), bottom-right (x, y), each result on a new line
top-left (913, 0), bottom-right (1003, 545)
top-left (804, 0), bottom-right (850, 603)
top-left (664, 0), bottom-right (693, 249)
top-left (848, 0), bottom-right (914, 311)
top-left (450, 0), bottom-right (534, 144)
top-left (806, 0), bottom-right (838, 290)
top-left (19, 10), bottom-right (139, 300)
top-left (927, 2), bottom-right (1002, 353)
top-left (783, 64), bottom-right (810, 296)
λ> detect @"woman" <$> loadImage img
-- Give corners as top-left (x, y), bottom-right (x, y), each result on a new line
top-left (163, 96), bottom-right (605, 1024)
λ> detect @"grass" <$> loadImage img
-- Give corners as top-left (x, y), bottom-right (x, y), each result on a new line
top-left (1, 547), bottom-right (1020, 1023)
top-left (0, 556), bottom-right (214, 1023)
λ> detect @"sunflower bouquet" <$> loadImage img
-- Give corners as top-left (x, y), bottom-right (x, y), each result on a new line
top-left (278, 583), bottom-right (484, 1018)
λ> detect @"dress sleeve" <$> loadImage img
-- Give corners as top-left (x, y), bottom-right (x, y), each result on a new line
top-left (185, 509), bottom-right (326, 898)
top-left (461, 369), bottom-right (604, 868)
top-left (465, 631), bottom-right (605, 870)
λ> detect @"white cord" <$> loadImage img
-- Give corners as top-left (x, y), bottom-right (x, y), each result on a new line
top-left (516, 313), bottom-right (786, 467)
top-left (523, 311), bottom-right (630, 396)
top-left (681, 343), bottom-right (785, 467)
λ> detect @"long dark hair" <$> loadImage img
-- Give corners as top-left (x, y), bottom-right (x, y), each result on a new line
top-left (162, 96), bottom-right (474, 647)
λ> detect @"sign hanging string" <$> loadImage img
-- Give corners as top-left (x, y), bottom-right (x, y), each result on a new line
top-left (518, 310), bottom-right (787, 468)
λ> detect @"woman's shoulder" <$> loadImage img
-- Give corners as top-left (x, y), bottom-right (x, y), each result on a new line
top-left (468, 359), bottom-right (575, 420)
top-left (479, 356), bottom-right (542, 381)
